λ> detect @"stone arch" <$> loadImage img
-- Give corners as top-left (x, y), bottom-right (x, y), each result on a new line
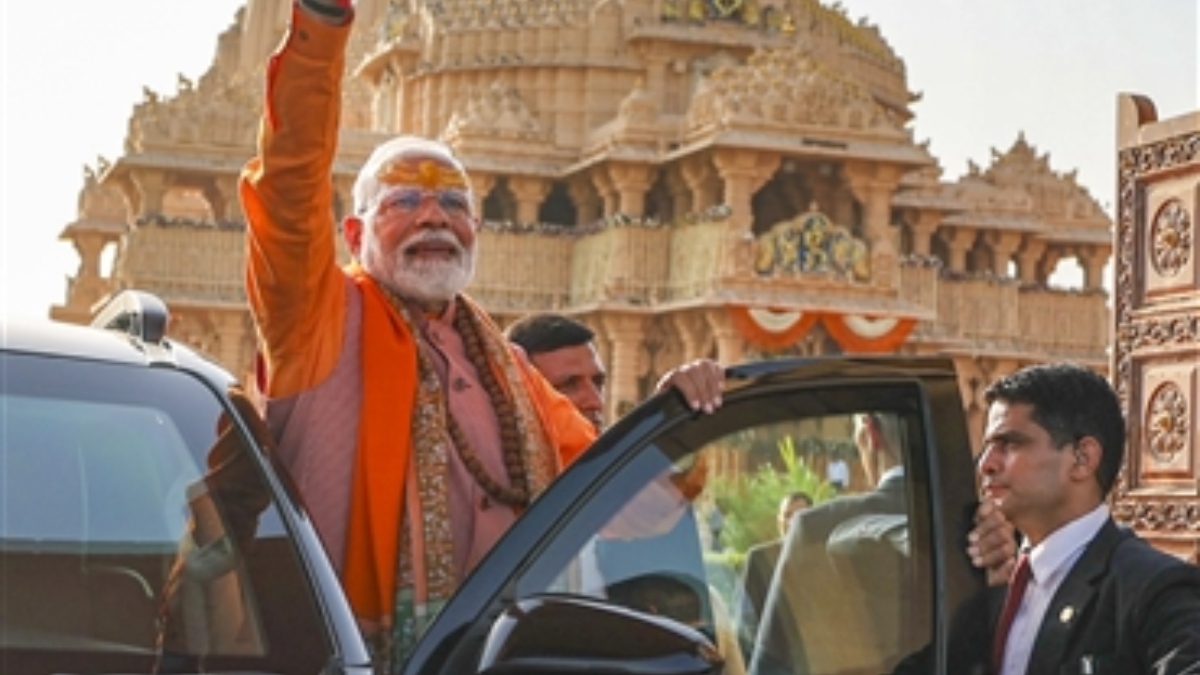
top-left (482, 177), bottom-right (518, 222)
top-left (751, 165), bottom-right (813, 236)
top-left (538, 181), bottom-right (577, 227)
top-left (644, 171), bottom-right (673, 222)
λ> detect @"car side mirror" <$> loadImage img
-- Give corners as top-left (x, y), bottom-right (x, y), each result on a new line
top-left (477, 594), bottom-right (723, 675)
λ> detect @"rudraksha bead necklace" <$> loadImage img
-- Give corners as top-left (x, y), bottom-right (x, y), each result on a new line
top-left (446, 297), bottom-right (530, 508)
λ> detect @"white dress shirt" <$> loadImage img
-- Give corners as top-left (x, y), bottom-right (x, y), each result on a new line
top-left (1000, 503), bottom-right (1109, 675)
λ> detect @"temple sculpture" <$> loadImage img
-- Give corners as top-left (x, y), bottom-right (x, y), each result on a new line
top-left (53, 0), bottom-right (1113, 445)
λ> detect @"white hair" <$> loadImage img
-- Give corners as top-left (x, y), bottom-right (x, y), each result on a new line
top-left (352, 135), bottom-right (474, 216)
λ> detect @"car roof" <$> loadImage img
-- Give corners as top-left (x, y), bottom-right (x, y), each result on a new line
top-left (3, 316), bottom-right (166, 364)
top-left (2, 305), bottom-right (237, 389)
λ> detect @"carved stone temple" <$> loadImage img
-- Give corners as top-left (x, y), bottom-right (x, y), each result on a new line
top-left (53, 0), bottom-right (1113, 445)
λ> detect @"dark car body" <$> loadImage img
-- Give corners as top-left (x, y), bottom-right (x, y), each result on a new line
top-left (1, 292), bottom-right (372, 675)
top-left (1, 291), bottom-right (987, 675)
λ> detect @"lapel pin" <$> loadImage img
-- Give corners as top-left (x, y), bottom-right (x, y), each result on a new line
top-left (1059, 606), bottom-right (1075, 623)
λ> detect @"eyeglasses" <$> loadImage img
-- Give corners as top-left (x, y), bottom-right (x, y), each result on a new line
top-left (372, 186), bottom-right (472, 218)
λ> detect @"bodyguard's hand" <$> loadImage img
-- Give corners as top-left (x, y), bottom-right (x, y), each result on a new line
top-left (656, 359), bottom-right (724, 414)
top-left (968, 499), bottom-right (1017, 586)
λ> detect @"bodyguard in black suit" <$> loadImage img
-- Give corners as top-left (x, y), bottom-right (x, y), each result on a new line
top-left (978, 363), bottom-right (1200, 675)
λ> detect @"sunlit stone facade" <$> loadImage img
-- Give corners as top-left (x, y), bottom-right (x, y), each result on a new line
top-left (54, 0), bottom-right (1113, 442)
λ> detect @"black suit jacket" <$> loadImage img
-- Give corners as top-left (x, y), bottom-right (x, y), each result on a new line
top-left (1010, 518), bottom-right (1200, 675)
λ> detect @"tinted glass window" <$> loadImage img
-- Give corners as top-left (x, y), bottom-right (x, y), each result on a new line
top-left (513, 383), bottom-right (934, 675)
top-left (0, 352), bottom-right (330, 674)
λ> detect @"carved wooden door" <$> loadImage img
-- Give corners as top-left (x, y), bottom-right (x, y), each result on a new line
top-left (1112, 94), bottom-right (1200, 561)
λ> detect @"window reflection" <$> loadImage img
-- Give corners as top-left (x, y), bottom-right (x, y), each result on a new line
top-left (531, 405), bottom-right (929, 675)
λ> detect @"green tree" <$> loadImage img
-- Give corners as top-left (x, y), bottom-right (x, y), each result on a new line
top-left (709, 436), bottom-right (836, 554)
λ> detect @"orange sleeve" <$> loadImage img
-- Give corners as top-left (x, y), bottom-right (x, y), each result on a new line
top-left (516, 355), bottom-right (597, 469)
top-left (241, 6), bottom-right (351, 398)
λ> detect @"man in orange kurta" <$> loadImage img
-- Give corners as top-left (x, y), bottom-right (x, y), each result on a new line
top-left (241, 0), bottom-right (723, 668)
top-left (240, 0), bottom-right (599, 664)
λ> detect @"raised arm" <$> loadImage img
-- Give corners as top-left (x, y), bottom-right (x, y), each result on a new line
top-left (240, 1), bottom-right (352, 398)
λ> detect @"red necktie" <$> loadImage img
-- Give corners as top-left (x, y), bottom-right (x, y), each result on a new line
top-left (991, 553), bottom-right (1032, 674)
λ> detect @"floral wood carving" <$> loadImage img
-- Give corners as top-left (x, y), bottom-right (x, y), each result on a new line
top-left (1145, 382), bottom-right (1190, 464)
top-left (1112, 128), bottom-right (1200, 530)
top-left (1149, 198), bottom-right (1193, 276)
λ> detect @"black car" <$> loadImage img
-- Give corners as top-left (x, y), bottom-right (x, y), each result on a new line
top-left (1, 292), bottom-right (371, 675)
top-left (1, 291), bottom-right (987, 675)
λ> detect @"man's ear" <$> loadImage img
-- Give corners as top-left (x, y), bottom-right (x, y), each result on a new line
top-left (343, 215), bottom-right (363, 257)
top-left (1070, 437), bottom-right (1101, 479)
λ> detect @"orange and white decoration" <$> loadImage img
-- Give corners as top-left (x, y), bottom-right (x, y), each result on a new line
top-left (729, 306), bottom-right (820, 351)
top-left (821, 313), bottom-right (916, 354)
top-left (730, 306), bottom-right (917, 354)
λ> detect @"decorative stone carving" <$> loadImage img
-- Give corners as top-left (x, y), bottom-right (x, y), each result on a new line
top-left (1145, 381), bottom-right (1190, 464)
top-left (78, 166), bottom-right (129, 221)
top-left (753, 209), bottom-right (869, 281)
top-left (1149, 198), bottom-right (1193, 277)
top-left (1114, 126), bottom-right (1200, 406)
top-left (445, 81), bottom-right (548, 142)
top-left (127, 71), bottom-right (263, 152)
top-left (685, 46), bottom-right (899, 134)
top-left (1123, 314), bottom-right (1200, 350)
top-left (617, 80), bottom-right (659, 128)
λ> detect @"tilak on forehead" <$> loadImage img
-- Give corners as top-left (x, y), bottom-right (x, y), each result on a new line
top-left (376, 155), bottom-right (469, 190)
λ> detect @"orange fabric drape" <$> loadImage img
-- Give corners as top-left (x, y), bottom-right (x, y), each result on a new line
top-left (730, 306), bottom-right (820, 351)
top-left (822, 314), bottom-right (916, 354)
top-left (343, 266), bottom-right (419, 624)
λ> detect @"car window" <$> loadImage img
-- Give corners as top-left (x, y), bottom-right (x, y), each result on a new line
top-left (0, 352), bottom-right (331, 675)
top-left (512, 382), bottom-right (934, 675)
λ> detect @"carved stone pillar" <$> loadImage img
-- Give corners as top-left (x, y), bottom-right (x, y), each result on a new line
top-left (905, 210), bottom-right (941, 257)
top-left (984, 231), bottom-right (1023, 277)
top-left (1038, 247), bottom-right (1064, 282)
top-left (938, 226), bottom-right (978, 274)
top-left (714, 149), bottom-right (779, 276)
top-left (601, 313), bottom-right (646, 420)
top-left (470, 172), bottom-right (496, 220)
top-left (568, 176), bottom-right (601, 225)
top-left (509, 175), bottom-right (550, 224)
top-left (1079, 245), bottom-right (1110, 291)
top-left (130, 169), bottom-right (169, 217)
top-left (844, 164), bottom-right (901, 243)
top-left (844, 162), bottom-right (903, 286)
top-left (713, 149), bottom-right (779, 233)
top-left (1016, 237), bottom-right (1047, 284)
top-left (591, 169), bottom-right (617, 218)
top-left (607, 162), bottom-right (655, 218)
top-left (681, 156), bottom-right (716, 214)
top-left (665, 168), bottom-right (691, 221)
top-left (66, 229), bottom-right (120, 313)
top-left (671, 311), bottom-right (710, 361)
top-left (204, 175), bottom-right (239, 223)
top-left (702, 308), bottom-right (744, 367)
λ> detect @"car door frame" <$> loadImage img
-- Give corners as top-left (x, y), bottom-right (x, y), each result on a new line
top-left (401, 356), bottom-right (986, 675)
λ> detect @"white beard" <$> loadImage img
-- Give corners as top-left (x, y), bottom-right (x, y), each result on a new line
top-left (362, 229), bottom-right (475, 304)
